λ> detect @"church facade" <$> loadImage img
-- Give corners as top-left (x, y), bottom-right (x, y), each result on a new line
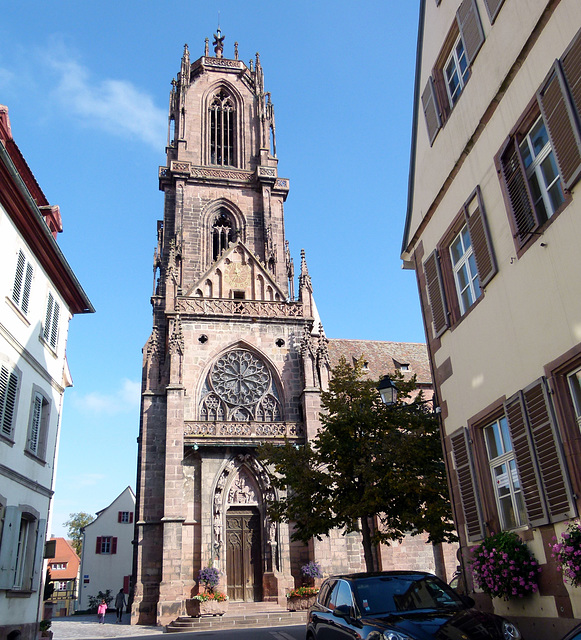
top-left (131, 34), bottom-right (365, 626)
top-left (132, 34), bottom-right (453, 627)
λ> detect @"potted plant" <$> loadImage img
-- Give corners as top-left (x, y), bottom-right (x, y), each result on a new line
top-left (550, 520), bottom-right (581, 586)
top-left (185, 566), bottom-right (229, 617)
top-left (470, 531), bottom-right (541, 600)
top-left (286, 586), bottom-right (319, 611)
top-left (301, 561), bottom-right (323, 586)
top-left (38, 620), bottom-right (52, 640)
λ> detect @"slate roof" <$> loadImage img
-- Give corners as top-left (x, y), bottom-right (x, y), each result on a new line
top-left (327, 338), bottom-right (432, 387)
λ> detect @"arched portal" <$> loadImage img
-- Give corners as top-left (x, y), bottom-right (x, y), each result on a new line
top-left (212, 454), bottom-right (277, 602)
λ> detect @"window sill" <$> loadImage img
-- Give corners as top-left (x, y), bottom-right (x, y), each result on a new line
top-left (24, 448), bottom-right (47, 465)
top-left (5, 296), bottom-right (31, 326)
top-left (5, 588), bottom-right (34, 597)
top-left (39, 333), bottom-right (58, 358)
top-left (0, 432), bottom-right (15, 447)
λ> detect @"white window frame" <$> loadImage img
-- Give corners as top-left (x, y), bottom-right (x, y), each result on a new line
top-left (567, 367), bottom-right (581, 430)
top-left (43, 292), bottom-right (60, 350)
top-left (484, 416), bottom-right (526, 530)
top-left (444, 35), bottom-right (469, 107)
top-left (0, 364), bottom-right (19, 440)
top-left (12, 249), bottom-right (34, 315)
top-left (100, 536), bottom-right (112, 554)
top-left (449, 224), bottom-right (481, 315)
top-left (119, 511), bottom-right (131, 523)
top-left (519, 116), bottom-right (565, 221)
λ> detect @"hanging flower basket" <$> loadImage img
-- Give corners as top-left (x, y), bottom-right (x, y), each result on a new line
top-left (470, 531), bottom-right (541, 600)
top-left (286, 586), bottom-right (319, 611)
top-left (550, 520), bottom-right (581, 587)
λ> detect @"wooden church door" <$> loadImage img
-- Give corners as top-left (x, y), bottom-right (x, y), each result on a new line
top-left (226, 507), bottom-right (262, 601)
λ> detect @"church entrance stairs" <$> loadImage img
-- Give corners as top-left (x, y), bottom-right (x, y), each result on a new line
top-left (166, 601), bottom-right (306, 632)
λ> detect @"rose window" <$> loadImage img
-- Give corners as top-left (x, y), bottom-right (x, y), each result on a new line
top-left (211, 350), bottom-right (270, 406)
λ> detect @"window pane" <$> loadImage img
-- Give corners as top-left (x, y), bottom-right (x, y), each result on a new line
top-left (457, 264), bottom-right (469, 290)
top-left (485, 423), bottom-right (501, 459)
top-left (499, 417), bottom-right (512, 453)
top-left (499, 494), bottom-right (517, 529)
top-left (530, 119), bottom-right (549, 156)
top-left (450, 236), bottom-right (463, 265)
top-left (568, 370), bottom-right (581, 422)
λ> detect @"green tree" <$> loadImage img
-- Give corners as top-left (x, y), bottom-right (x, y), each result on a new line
top-left (258, 357), bottom-right (456, 574)
top-left (63, 511), bottom-right (95, 556)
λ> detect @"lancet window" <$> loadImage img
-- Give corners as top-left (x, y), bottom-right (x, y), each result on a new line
top-left (212, 210), bottom-right (234, 261)
top-left (199, 349), bottom-right (283, 421)
top-left (209, 89), bottom-right (235, 166)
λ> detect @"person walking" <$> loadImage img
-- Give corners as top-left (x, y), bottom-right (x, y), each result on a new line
top-left (114, 588), bottom-right (127, 624)
top-left (97, 599), bottom-right (107, 624)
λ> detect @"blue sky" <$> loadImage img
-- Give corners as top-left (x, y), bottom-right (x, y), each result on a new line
top-left (0, 1), bottom-right (423, 538)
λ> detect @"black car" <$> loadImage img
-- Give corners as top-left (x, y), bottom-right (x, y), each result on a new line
top-left (306, 571), bottom-right (521, 640)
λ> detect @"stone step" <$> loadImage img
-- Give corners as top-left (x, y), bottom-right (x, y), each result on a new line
top-left (166, 607), bottom-right (307, 633)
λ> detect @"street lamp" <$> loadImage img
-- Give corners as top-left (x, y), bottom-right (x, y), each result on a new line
top-left (377, 375), bottom-right (399, 406)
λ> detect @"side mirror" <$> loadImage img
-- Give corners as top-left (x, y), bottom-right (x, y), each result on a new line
top-left (333, 604), bottom-right (353, 619)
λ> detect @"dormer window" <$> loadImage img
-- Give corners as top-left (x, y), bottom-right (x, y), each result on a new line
top-left (209, 89), bottom-right (235, 166)
top-left (212, 210), bottom-right (234, 261)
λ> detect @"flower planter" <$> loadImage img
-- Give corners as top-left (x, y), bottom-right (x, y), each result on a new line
top-left (185, 598), bottom-right (228, 617)
top-left (287, 595), bottom-right (316, 611)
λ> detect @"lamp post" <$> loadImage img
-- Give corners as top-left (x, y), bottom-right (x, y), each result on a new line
top-left (377, 375), bottom-right (440, 413)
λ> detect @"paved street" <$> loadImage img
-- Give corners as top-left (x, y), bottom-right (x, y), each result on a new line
top-left (50, 614), bottom-right (304, 640)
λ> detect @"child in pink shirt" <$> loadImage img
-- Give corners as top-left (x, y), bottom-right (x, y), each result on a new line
top-left (97, 600), bottom-right (107, 624)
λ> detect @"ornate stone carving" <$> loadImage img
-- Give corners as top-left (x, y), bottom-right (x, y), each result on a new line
top-left (211, 350), bottom-right (270, 406)
top-left (178, 297), bottom-right (303, 318)
top-left (184, 420), bottom-right (303, 438)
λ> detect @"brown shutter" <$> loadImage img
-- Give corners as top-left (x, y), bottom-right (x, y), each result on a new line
top-left (112, 537), bottom-right (118, 554)
top-left (422, 77), bottom-right (442, 146)
top-left (464, 189), bottom-right (497, 287)
top-left (538, 63), bottom-right (581, 190)
top-left (451, 428), bottom-right (484, 541)
top-left (504, 391), bottom-right (548, 526)
top-left (499, 138), bottom-right (537, 245)
top-left (95, 537), bottom-right (102, 554)
top-left (562, 29), bottom-right (581, 123)
top-left (457, 0), bottom-right (485, 65)
top-left (423, 250), bottom-right (449, 338)
top-left (483, 0), bottom-right (505, 23)
top-left (522, 378), bottom-right (576, 523)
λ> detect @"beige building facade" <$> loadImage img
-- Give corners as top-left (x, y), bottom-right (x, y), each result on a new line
top-left (403, 0), bottom-right (581, 636)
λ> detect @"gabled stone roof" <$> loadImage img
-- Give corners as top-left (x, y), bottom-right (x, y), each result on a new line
top-left (327, 338), bottom-right (432, 387)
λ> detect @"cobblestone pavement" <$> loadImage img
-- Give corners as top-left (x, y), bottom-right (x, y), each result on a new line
top-left (50, 613), bottom-right (163, 639)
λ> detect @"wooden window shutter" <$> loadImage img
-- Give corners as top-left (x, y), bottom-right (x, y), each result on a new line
top-left (118, 511), bottom-right (122, 523)
top-left (483, 0), bottom-right (505, 24)
top-left (1, 365), bottom-right (18, 438)
top-left (111, 537), bottom-right (118, 554)
top-left (451, 428), bottom-right (484, 541)
top-left (424, 250), bottom-right (449, 338)
top-left (422, 77), bottom-right (442, 145)
top-left (457, 0), bottom-right (485, 65)
top-left (499, 138), bottom-right (537, 245)
top-left (129, 512), bottom-right (133, 523)
top-left (29, 394), bottom-right (42, 454)
top-left (95, 537), bottom-right (102, 554)
top-left (538, 42), bottom-right (581, 190)
top-left (123, 575), bottom-right (130, 593)
top-left (562, 29), bottom-right (581, 125)
top-left (522, 378), bottom-right (575, 523)
top-left (0, 506), bottom-right (20, 588)
top-left (31, 518), bottom-right (47, 592)
top-left (464, 190), bottom-right (497, 288)
top-left (504, 391), bottom-right (548, 527)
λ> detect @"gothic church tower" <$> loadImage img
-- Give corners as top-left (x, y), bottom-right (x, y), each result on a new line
top-left (131, 34), bottom-right (352, 626)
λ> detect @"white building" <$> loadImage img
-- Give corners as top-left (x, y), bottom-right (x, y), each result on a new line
top-left (79, 487), bottom-right (135, 611)
top-left (0, 105), bottom-right (93, 640)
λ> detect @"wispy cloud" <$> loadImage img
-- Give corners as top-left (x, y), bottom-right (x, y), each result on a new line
top-left (44, 42), bottom-right (166, 149)
top-left (71, 378), bottom-right (141, 415)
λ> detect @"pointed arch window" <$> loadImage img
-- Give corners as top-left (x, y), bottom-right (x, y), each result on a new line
top-left (209, 89), bottom-right (235, 166)
top-left (212, 210), bottom-right (234, 261)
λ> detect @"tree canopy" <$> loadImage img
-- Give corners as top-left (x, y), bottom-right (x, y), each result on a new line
top-left (258, 357), bottom-right (456, 572)
top-left (63, 511), bottom-right (95, 557)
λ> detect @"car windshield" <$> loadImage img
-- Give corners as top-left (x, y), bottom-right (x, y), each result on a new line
top-left (352, 574), bottom-right (465, 616)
